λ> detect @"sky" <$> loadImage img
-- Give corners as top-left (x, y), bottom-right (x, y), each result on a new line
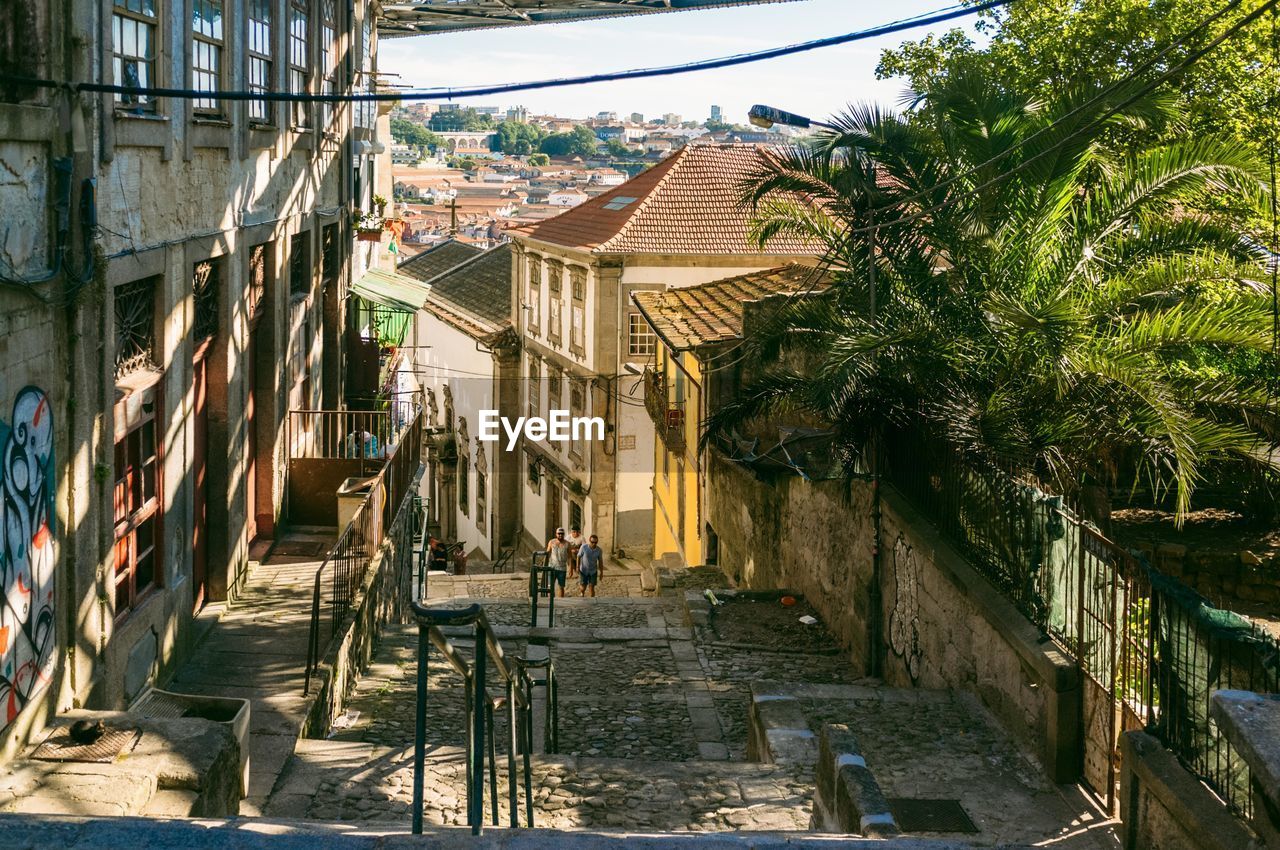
top-left (377, 0), bottom-right (987, 125)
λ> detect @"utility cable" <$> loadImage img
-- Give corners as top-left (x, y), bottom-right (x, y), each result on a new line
top-left (0, 1), bottom-right (1009, 105)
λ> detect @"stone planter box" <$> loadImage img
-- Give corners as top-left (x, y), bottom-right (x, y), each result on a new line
top-left (356, 228), bottom-right (384, 242)
top-left (132, 688), bottom-right (251, 797)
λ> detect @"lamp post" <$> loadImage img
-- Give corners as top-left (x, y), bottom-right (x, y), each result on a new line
top-left (750, 102), bottom-right (883, 678)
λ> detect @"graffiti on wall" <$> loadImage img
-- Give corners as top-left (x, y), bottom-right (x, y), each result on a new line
top-left (888, 533), bottom-right (922, 682)
top-left (0, 388), bottom-right (56, 729)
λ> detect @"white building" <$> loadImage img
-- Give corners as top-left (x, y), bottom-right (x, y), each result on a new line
top-left (548, 188), bottom-right (589, 207)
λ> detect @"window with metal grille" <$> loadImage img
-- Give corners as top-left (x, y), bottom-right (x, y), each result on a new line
top-left (247, 0), bottom-right (272, 122)
top-left (569, 500), bottom-right (582, 533)
top-left (115, 276), bottom-right (157, 378)
top-left (288, 0), bottom-right (310, 127)
top-left (248, 242), bottom-right (269, 322)
top-left (320, 0), bottom-right (336, 127)
top-left (458, 453), bottom-right (469, 516)
top-left (114, 410), bottom-right (161, 616)
top-left (322, 223), bottom-right (340, 288)
top-left (193, 257), bottom-right (221, 343)
top-left (191, 0), bottom-right (223, 115)
top-left (359, 12), bottom-right (373, 128)
top-left (112, 0), bottom-right (159, 112)
top-left (290, 232), bottom-right (311, 295)
top-left (627, 312), bottom-right (656, 358)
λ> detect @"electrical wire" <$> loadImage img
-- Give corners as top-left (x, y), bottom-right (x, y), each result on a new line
top-left (0, 1), bottom-right (1009, 105)
top-left (699, 0), bottom-right (1277, 373)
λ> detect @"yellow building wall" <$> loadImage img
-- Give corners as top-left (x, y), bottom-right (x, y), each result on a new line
top-left (652, 348), bottom-right (703, 565)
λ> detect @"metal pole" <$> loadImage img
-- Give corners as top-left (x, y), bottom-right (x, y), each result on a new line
top-left (487, 701), bottom-right (499, 825)
top-left (471, 623), bottom-right (487, 835)
top-left (523, 676), bottom-right (534, 826)
top-left (507, 680), bottom-right (519, 828)
top-left (411, 626), bottom-right (428, 835)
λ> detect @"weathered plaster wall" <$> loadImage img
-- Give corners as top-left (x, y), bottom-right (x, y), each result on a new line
top-left (707, 450), bottom-right (1080, 782)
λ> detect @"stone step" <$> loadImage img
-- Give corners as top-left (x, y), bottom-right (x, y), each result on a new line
top-left (263, 740), bottom-right (815, 833)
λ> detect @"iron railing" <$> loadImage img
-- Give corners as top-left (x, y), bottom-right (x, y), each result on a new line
top-left (528, 551), bottom-right (556, 628)
top-left (643, 367), bottom-right (687, 453)
top-left (880, 425), bottom-right (1280, 819)
top-left (408, 601), bottom-right (538, 835)
top-left (303, 408), bottom-right (424, 695)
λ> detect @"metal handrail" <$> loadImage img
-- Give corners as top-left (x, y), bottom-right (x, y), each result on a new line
top-left (408, 600), bottom-right (535, 836)
top-left (527, 552), bottom-right (556, 628)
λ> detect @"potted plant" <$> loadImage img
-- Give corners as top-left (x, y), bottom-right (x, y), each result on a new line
top-left (356, 210), bottom-right (384, 242)
top-left (373, 194), bottom-right (388, 217)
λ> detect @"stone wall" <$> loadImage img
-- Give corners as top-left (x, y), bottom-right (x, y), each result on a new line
top-left (1141, 542), bottom-right (1279, 614)
top-left (706, 451), bottom-right (1080, 782)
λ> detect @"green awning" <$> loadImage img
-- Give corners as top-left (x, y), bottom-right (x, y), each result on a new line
top-left (350, 268), bottom-right (432, 312)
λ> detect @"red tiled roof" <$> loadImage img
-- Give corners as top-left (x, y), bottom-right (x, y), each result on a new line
top-left (510, 144), bottom-right (820, 255)
top-left (631, 264), bottom-right (831, 351)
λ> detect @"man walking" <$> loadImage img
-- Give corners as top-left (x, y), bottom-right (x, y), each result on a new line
top-left (545, 527), bottom-right (570, 598)
top-left (577, 535), bottom-right (604, 598)
top-left (566, 526), bottom-right (585, 579)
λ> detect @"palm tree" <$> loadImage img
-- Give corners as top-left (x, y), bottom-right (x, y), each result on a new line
top-left (707, 74), bottom-right (1278, 522)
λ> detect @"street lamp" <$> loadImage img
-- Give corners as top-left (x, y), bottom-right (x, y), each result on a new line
top-left (747, 104), bottom-right (838, 132)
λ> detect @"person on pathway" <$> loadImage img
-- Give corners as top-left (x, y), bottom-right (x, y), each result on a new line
top-left (545, 527), bottom-right (570, 598)
top-left (577, 535), bottom-right (604, 598)
top-left (565, 526), bottom-right (585, 579)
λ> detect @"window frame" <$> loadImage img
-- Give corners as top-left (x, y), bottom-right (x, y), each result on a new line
top-left (526, 257), bottom-right (541, 337)
top-left (113, 400), bottom-right (163, 620)
top-left (192, 256), bottom-right (222, 344)
top-left (115, 276), bottom-right (159, 379)
top-left (290, 231), bottom-right (312, 297)
top-left (527, 355), bottom-right (540, 421)
top-left (319, 0), bottom-right (337, 128)
top-left (111, 0), bottom-right (162, 114)
top-left (627, 312), bottom-right (656, 359)
top-left (287, 0), bottom-right (312, 129)
top-left (569, 266), bottom-right (586, 356)
top-left (190, 0), bottom-right (225, 117)
top-left (246, 0), bottom-right (274, 124)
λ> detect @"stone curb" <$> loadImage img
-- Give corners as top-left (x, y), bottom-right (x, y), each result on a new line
top-left (746, 689), bottom-right (817, 768)
top-left (815, 724), bottom-right (898, 838)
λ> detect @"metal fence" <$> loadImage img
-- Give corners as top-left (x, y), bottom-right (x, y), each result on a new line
top-left (304, 407), bottom-right (424, 695)
top-left (880, 426), bottom-right (1280, 820)
top-left (288, 399), bottom-right (420, 465)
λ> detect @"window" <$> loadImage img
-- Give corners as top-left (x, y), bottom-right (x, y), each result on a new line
top-left (193, 257), bottom-right (221, 343)
top-left (547, 366), bottom-right (561, 407)
top-left (569, 379), bottom-right (585, 461)
top-left (570, 267), bottom-right (586, 354)
top-left (191, 0), bottom-right (224, 115)
top-left (457, 453), bottom-right (469, 516)
top-left (290, 232), bottom-right (311, 296)
top-left (322, 223), bottom-right (340, 289)
top-left (114, 409), bottom-right (161, 616)
top-left (527, 458), bottom-right (541, 494)
top-left (476, 447), bottom-right (487, 534)
top-left (358, 11), bottom-right (373, 129)
top-left (115, 276), bottom-right (157, 378)
top-left (628, 312), bottom-right (656, 358)
top-left (288, 0), bottom-right (311, 128)
top-left (548, 294), bottom-right (562, 346)
top-left (248, 242), bottom-right (270, 323)
top-left (569, 500), bottom-right (582, 533)
top-left (112, 0), bottom-right (160, 112)
top-left (602, 196), bottom-right (638, 211)
top-left (247, 0), bottom-right (272, 123)
top-left (320, 0), bottom-right (336, 127)
top-left (526, 258), bottom-right (541, 336)
top-left (527, 356), bottom-right (540, 420)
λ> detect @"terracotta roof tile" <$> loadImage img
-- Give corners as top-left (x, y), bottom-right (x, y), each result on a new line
top-left (511, 144), bottom-right (820, 255)
top-left (632, 264), bottom-right (831, 351)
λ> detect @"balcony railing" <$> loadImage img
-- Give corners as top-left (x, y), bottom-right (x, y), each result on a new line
top-left (642, 368), bottom-right (686, 452)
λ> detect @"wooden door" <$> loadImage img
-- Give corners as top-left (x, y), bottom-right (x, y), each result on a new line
top-left (192, 356), bottom-right (209, 611)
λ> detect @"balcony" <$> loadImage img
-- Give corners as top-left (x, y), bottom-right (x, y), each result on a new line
top-left (643, 368), bottom-right (686, 453)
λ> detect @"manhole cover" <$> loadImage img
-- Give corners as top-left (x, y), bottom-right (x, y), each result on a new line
top-left (30, 726), bottom-right (141, 764)
top-left (888, 798), bottom-right (979, 834)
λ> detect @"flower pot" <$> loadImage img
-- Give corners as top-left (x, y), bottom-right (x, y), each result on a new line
top-left (357, 228), bottom-right (384, 242)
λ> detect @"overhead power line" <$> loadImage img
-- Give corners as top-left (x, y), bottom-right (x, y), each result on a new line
top-left (0, 1), bottom-right (1010, 104)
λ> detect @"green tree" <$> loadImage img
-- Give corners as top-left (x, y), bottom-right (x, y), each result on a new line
top-left (527, 152), bottom-right (550, 167)
top-left (429, 107), bottom-right (495, 132)
top-left (493, 120), bottom-right (548, 154)
top-left (539, 125), bottom-right (599, 158)
top-left (878, 0), bottom-right (1277, 155)
top-left (390, 118), bottom-right (443, 149)
top-left (709, 74), bottom-right (1277, 521)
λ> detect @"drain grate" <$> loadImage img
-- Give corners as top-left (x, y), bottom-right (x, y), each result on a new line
top-left (30, 726), bottom-right (141, 764)
top-left (887, 798), bottom-right (979, 834)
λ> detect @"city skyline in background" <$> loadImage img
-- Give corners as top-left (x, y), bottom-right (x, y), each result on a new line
top-left (379, 0), bottom-right (986, 125)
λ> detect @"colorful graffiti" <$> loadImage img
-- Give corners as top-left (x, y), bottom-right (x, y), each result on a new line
top-left (0, 388), bottom-right (56, 730)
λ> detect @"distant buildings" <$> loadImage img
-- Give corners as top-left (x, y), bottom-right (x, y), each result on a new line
top-left (710, 105), bottom-right (723, 122)
top-left (596, 111), bottom-right (619, 122)
top-left (630, 112), bottom-right (646, 124)
top-left (662, 113), bottom-right (682, 126)
top-left (507, 106), bottom-right (530, 122)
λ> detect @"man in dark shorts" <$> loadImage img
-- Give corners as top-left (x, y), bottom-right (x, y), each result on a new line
top-left (577, 535), bottom-right (604, 598)
top-left (545, 527), bottom-right (570, 597)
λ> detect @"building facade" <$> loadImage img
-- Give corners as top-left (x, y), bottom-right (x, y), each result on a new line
top-left (507, 144), bottom-right (818, 559)
top-left (0, 0), bottom-right (389, 759)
